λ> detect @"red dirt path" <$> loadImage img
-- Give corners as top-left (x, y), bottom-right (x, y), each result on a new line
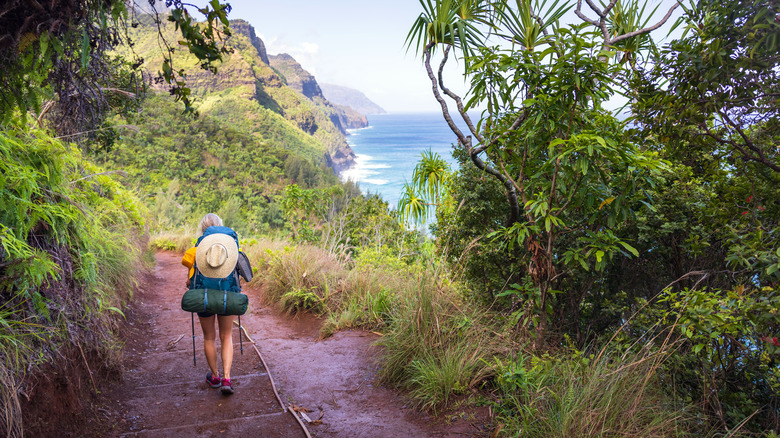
top-left (79, 252), bottom-right (487, 437)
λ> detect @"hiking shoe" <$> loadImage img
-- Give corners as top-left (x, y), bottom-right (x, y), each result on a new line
top-left (220, 378), bottom-right (234, 395)
top-left (206, 372), bottom-right (221, 388)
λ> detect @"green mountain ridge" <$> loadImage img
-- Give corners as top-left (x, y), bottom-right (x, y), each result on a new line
top-left (269, 53), bottom-right (369, 132)
top-left (99, 16), bottom-right (379, 233)
top-left (126, 16), bottom-right (359, 172)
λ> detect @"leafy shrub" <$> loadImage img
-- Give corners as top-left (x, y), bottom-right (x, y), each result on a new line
top-left (0, 126), bottom-right (144, 434)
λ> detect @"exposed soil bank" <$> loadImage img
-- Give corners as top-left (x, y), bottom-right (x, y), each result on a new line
top-left (73, 252), bottom-right (488, 437)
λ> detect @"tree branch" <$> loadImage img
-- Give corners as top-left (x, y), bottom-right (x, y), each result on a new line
top-left (423, 43), bottom-right (520, 224)
top-left (424, 43), bottom-right (469, 148)
top-left (473, 112), bottom-right (526, 155)
top-left (575, 0), bottom-right (599, 26)
top-left (714, 107), bottom-right (779, 172)
top-left (610, 2), bottom-right (681, 46)
top-left (437, 46), bottom-right (483, 143)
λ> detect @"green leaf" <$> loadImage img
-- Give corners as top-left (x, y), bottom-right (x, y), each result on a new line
top-left (618, 241), bottom-right (639, 257)
top-left (693, 343), bottom-right (705, 354)
top-left (80, 28), bottom-right (90, 70)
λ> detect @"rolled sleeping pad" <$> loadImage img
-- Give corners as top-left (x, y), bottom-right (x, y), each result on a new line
top-left (181, 288), bottom-right (248, 316)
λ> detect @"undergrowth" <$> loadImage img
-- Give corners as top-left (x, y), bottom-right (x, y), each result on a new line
top-left (148, 231), bottom-right (194, 252)
top-left (0, 126), bottom-right (145, 436)
top-left (241, 238), bottom-right (733, 437)
top-left (491, 345), bottom-right (707, 437)
top-left (140, 231), bottom-right (757, 438)
top-left (243, 239), bottom-right (501, 412)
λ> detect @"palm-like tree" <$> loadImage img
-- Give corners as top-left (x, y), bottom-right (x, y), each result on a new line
top-left (404, 0), bottom-right (683, 347)
top-left (398, 150), bottom-right (451, 226)
top-left (406, 0), bottom-right (490, 60)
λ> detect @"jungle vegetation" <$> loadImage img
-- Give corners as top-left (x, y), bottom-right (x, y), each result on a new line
top-left (0, 0), bottom-right (778, 437)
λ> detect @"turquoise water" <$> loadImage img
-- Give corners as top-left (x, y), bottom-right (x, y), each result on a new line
top-left (340, 113), bottom-right (470, 208)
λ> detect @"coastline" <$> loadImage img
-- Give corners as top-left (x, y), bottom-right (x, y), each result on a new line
top-left (334, 113), bottom-right (462, 208)
top-left (338, 124), bottom-right (378, 183)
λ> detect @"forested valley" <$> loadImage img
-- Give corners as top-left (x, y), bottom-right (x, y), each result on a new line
top-left (0, 0), bottom-right (778, 436)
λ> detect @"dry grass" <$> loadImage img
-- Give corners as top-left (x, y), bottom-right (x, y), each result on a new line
top-left (248, 241), bottom-right (407, 330)
top-left (377, 274), bottom-right (501, 411)
top-left (248, 241), bottom-right (347, 314)
top-left (241, 238), bottom-right (501, 411)
top-left (148, 231), bottom-right (195, 253)
top-left (0, 367), bottom-right (21, 438)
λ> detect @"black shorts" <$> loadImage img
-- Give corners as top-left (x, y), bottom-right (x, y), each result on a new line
top-left (197, 312), bottom-right (230, 318)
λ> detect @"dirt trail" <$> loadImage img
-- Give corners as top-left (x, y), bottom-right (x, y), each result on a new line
top-left (83, 252), bottom-right (481, 437)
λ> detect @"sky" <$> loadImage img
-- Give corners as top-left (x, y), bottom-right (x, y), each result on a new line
top-left (224, 0), bottom-right (685, 114)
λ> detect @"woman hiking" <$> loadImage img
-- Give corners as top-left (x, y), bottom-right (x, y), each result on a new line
top-left (182, 213), bottom-right (241, 395)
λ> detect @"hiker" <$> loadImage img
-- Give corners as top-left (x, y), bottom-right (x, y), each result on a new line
top-left (181, 213), bottom-right (240, 395)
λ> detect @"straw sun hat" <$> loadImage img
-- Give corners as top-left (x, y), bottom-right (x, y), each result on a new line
top-left (195, 234), bottom-right (238, 278)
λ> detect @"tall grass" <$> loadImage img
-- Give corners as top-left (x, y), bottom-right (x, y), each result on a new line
top-left (249, 242), bottom-right (346, 314)
top-left (377, 275), bottom-right (499, 411)
top-left (246, 239), bottom-right (500, 411)
top-left (0, 367), bottom-right (20, 438)
top-left (148, 231), bottom-right (195, 253)
top-left (492, 346), bottom-right (707, 438)
top-left (250, 241), bottom-right (405, 330)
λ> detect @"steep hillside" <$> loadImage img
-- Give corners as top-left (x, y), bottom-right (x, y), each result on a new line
top-left (125, 16), bottom-right (356, 172)
top-left (268, 54), bottom-right (368, 131)
top-left (102, 94), bottom-right (336, 234)
top-left (320, 83), bottom-right (387, 115)
top-left (1, 126), bottom-right (145, 436)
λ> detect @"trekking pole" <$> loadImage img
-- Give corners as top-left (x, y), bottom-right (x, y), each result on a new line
top-left (191, 312), bottom-right (196, 366)
top-left (238, 314), bottom-right (243, 355)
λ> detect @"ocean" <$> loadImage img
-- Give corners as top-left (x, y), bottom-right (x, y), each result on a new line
top-left (339, 113), bottom-right (472, 208)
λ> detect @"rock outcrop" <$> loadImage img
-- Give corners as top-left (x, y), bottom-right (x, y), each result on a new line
top-left (333, 105), bottom-right (368, 130)
top-left (230, 19), bottom-right (270, 65)
top-left (269, 54), bottom-right (369, 135)
top-left (269, 54), bottom-right (324, 100)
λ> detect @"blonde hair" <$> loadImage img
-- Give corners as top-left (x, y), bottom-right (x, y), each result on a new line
top-left (197, 213), bottom-right (223, 235)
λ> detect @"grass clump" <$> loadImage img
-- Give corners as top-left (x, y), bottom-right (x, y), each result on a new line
top-left (252, 243), bottom-right (345, 314)
top-left (377, 275), bottom-right (499, 411)
top-left (492, 346), bottom-right (706, 438)
top-left (148, 231), bottom-right (194, 253)
top-left (251, 241), bottom-right (406, 333)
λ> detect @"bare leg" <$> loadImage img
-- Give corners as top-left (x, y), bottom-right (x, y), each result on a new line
top-left (217, 315), bottom-right (235, 379)
top-left (199, 315), bottom-right (218, 377)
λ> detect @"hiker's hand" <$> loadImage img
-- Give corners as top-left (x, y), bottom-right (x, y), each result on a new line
top-left (185, 278), bottom-right (190, 288)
